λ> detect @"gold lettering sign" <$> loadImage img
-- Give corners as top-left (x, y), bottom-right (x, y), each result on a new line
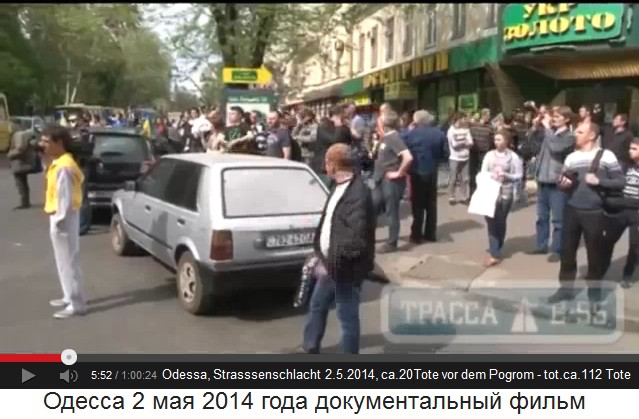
top-left (363, 51), bottom-right (449, 89)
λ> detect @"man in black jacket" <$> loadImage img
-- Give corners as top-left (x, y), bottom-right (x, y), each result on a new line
top-left (603, 113), bottom-right (634, 170)
top-left (301, 143), bottom-right (376, 354)
top-left (310, 105), bottom-right (352, 187)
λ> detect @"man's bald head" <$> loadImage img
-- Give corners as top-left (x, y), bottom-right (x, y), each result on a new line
top-left (325, 143), bottom-right (354, 175)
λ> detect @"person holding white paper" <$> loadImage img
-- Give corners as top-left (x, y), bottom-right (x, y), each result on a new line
top-left (480, 130), bottom-right (523, 267)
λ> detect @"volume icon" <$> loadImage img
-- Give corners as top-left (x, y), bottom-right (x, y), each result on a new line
top-left (60, 369), bottom-right (78, 383)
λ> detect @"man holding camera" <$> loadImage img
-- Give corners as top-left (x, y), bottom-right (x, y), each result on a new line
top-left (40, 126), bottom-right (88, 319)
top-left (8, 123), bottom-right (38, 209)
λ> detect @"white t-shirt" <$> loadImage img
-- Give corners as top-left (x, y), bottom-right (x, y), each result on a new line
top-left (191, 116), bottom-right (212, 138)
top-left (319, 180), bottom-right (351, 257)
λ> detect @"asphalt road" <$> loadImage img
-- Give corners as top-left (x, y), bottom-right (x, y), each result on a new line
top-left (0, 156), bottom-right (638, 354)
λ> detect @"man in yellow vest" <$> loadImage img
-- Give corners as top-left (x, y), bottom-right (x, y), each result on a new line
top-left (39, 126), bottom-right (88, 319)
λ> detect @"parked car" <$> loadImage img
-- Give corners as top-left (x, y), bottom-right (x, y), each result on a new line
top-left (10, 116), bottom-right (45, 134)
top-left (86, 128), bottom-right (155, 209)
top-left (110, 153), bottom-right (329, 314)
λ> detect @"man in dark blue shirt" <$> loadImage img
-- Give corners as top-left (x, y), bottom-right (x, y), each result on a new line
top-left (402, 110), bottom-right (449, 243)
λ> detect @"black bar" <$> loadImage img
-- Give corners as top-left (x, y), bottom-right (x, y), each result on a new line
top-left (6, 362), bottom-right (638, 389)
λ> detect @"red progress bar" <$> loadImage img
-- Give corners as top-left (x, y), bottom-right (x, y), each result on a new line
top-left (0, 354), bottom-right (61, 362)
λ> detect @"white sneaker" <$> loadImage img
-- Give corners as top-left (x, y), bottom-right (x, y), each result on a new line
top-left (53, 306), bottom-right (87, 319)
top-left (49, 299), bottom-right (69, 308)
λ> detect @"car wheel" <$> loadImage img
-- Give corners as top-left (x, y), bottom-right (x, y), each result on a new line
top-left (110, 213), bottom-right (137, 256)
top-left (176, 251), bottom-right (214, 315)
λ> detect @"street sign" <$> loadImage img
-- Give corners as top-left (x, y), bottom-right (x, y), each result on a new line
top-left (222, 67), bottom-right (272, 85)
top-left (382, 284), bottom-right (623, 344)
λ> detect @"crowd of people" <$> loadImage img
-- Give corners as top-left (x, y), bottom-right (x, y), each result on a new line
top-left (6, 97), bottom-right (639, 354)
top-left (296, 101), bottom-right (639, 354)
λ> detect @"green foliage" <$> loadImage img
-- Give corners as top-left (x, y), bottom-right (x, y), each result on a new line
top-left (0, 4), bottom-right (172, 113)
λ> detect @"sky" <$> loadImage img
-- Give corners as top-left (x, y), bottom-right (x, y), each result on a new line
top-left (145, 3), bottom-right (210, 94)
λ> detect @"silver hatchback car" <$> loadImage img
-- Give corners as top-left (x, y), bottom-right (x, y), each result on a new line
top-left (110, 153), bottom-right (329, 314)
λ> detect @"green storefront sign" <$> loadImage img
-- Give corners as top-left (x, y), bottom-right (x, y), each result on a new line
top-left (503, 3), bottom-right (626, 51)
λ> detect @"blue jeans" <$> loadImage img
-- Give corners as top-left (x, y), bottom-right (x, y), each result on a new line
top-left (373, 178), bottom-right (406, 246)
top-left (79, 168), bottom-right (92, 235)
top-left (536, 183), bottom-right (566, 254)
top-left (302, 278), bottom-right (361, 354)
top-left (485, 198), bottom-right (513, 259)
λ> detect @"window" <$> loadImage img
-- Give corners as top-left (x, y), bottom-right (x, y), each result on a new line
top-left (358, 33), bottom-right (365, 72)
top-left (164, 161), bottom-right (201, 211)
top-left (92, 135), bottom-right (151, 163)
top-left (486, 4), bottom-right (498, 28)
top-left (452, 4), bottom-right (466, 40)
top-left (222, 167), bottom-right (328, 218)
top-left (424, 8), bottom-right (437, 48)
top-left (139, 158), bottom-right (177, 201)
top-left (11, 117), bottom-right (33, 131)
top-left (385, 17), bottom-right (394, 62)
top-left (403, 13), bottom-right (413, 56)
top-left (370, 26), bottom-right (378, 69)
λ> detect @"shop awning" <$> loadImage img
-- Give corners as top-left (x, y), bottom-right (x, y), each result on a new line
top-left (503, 49), bottom-right (639, 80)
top-left (303, 83), bottom-right (343, 102)
top-left (528, 58), bottom-right (639, 80)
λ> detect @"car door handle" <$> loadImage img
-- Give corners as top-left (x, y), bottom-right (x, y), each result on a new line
top-left (177, 218), bottom-right (185, 225)
top-left (144, 205), bottom-right (151, 211)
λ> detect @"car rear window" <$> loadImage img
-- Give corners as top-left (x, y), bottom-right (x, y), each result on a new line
top-left (222, 167), bottom-right (328, 218)
top-left (93, 135), bottom-right (150, 163)
top-left (11, 118), bottom-right (32, 130)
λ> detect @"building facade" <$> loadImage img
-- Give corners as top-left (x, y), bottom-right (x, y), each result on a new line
top-left (283, 4), bottom-right (503, 122)
top-left (498, 3), bottom-right (639, 125)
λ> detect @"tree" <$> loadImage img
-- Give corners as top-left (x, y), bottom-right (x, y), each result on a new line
top-left (168, 4), bottom-right (380, 99)
top-left (2, 4), bottom-right (173, 111)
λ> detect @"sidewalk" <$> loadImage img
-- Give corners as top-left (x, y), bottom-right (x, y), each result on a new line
top-left (373, 194), bottom-right (639, 325)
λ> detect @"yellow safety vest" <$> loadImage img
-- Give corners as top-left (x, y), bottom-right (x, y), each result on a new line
top-left (44, 153), bottom-right (84, 214)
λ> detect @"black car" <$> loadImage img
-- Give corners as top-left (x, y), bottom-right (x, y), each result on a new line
top-left (85, 128), bottom-right (155, 209)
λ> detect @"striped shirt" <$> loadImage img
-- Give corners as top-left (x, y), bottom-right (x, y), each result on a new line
top-left (562, 148), bottom-right (625, 210)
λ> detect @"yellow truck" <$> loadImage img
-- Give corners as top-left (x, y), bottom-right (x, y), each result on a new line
top-left (0, 93), bottom-right (10, 152)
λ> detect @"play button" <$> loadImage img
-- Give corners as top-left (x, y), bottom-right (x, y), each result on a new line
top-left (22, 368), bottom-right (35, 384)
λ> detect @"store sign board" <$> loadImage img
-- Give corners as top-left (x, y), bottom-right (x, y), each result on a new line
top-left (503, 3), bottom-right (626, 51)
top-left (340, 94), bottom-right (371, 107)
top-left (363, 52), bottom-right (448, 89)
top-left (222, 67), bottom-right (273, 84)
top-left (384, 82), bottom-right (417, 101)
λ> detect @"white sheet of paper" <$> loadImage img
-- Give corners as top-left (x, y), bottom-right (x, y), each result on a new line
top-left (468, 171), bottom-right (501, 218)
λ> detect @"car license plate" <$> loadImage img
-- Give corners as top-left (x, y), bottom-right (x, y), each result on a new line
top-left (265, 231), bottom-right (314, 248)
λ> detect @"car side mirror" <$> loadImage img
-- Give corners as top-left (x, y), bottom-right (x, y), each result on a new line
top-left (124, 180), bottom-right (137, 192)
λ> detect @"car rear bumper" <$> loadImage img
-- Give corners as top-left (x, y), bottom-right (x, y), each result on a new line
top-left (200, 259), bottom-right (306, 295)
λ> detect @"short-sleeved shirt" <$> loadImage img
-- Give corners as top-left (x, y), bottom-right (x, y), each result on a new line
top-left (225, 124), bottom-right (248, 143)
top-left (266, 127), bottom-right (292, 158)
top-left (373, 130), bottom-right (407, 182)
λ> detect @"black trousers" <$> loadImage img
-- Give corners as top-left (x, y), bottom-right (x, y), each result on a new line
top-left (601, 209), bottom-right (639, 279)
top-left (13, 173), bottom-right (30, 206)
top-left (469, 150), bottom-right (487, 196)
top-left (410, 171), bottom-right (438, 241)
top-left (559, 206), bottom-right (605, 298)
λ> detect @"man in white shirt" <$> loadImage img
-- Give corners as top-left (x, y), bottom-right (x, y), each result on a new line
top-left (301, 143), bottom-right (376, 354)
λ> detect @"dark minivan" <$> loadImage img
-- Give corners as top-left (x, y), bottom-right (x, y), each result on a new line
top-left (86, 128), bottom-right (155, 208)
